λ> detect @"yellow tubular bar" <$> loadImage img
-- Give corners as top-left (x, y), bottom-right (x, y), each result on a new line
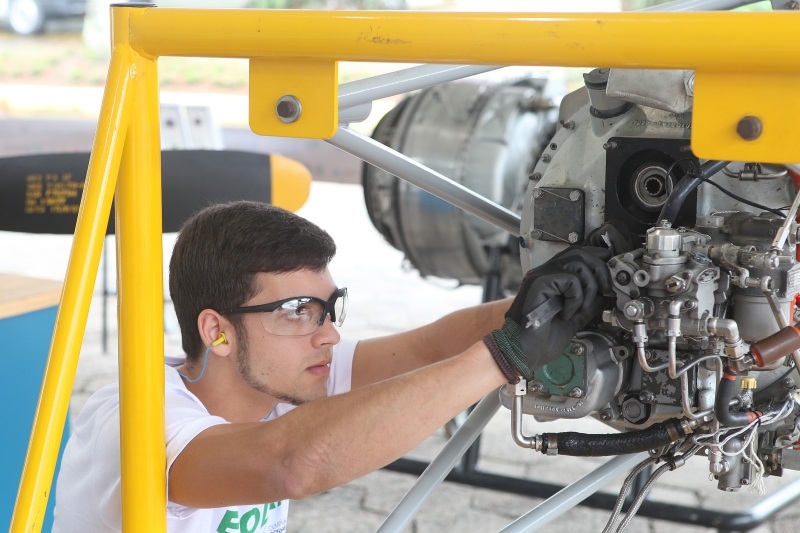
top-left (126, 9), bottom-right (800, 72)
top-left (116, 48), bottom-right (165, 532)
top-left (9, 45), bottom-right (137, 533)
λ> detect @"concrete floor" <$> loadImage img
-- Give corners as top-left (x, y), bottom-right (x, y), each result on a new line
top-left (3, 179), bottom-right (800, 533)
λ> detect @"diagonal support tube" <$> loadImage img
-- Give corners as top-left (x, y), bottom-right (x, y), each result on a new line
top-left (9, 44), bottom-right (137, 533)
top-left (642, 0), bottom-right (758, 10)
top-left (376, 390), bottom-right (502, 533)
top-left (338, 64), bottom-right (502, 110)
top-left (327, 127), bottom-right (521, 236)
top-left (498, 452), bottom-right (650, 533)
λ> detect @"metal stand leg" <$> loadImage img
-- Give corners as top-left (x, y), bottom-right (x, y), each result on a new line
top-left (498, 453), bottom-right (650, 533)
top-left (102, 237), bottom-right (108, 354)
top-left (377, 390), bottom-right (501, 533)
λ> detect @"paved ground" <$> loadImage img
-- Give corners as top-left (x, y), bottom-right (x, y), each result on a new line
top-left (3, 179), bottom-right (800, 533)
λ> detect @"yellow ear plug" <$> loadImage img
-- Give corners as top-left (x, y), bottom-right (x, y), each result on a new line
top-left (211, 332), bottom-right (227, 347)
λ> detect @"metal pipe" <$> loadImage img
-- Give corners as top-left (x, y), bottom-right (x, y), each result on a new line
top-left (375, 390), bottom-right (501, 533)
top-left (497, 452), bottom-right (650, 533)
top-left (337, 0), bottom-right (752, 111)
top-left (771, 185), bottom-right (800, 251)
top-left (127, 9), bottom-right (800, 74)
top-left (667, 300), bottom-right (683, 379)
top-left (510, 380), bottom-right (542, 450)
top-left (338, 64), bottom-right (501, 109)
top-left (762, 288), bottom-right (800, 370)
top-left (9, 44), bottom-right (136, 533)
top-left (707, 317), bottom-right (747, 361)
top-left (115, 16), bottom-right (167, 532)
top-left (327, 126), bottom-right (521, 236)
top-left (642, 0), bottom-right (757, 10)
top-left (681, 370), bottom-right (714, 421)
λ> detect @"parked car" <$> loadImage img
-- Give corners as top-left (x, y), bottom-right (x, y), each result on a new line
top-left (0, 0), bottom-right (86, 34)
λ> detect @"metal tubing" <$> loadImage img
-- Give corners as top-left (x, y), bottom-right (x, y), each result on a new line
top-left (762, 290), bottom-right (800, 371)
top-left (498, 452), bottom-right (650, 533)
top-left (9, 45), bottom-right (136, 533)
top-left (125, 10), bottom-right (800, 73)
top-left (642, 0), bottom-right (757, 10)
top-left (338, 64), bottom-right (501, 109)
top-left (725, 477), bottom-right (800, 528)
top-left (375, 390), bottom-right (501, 533)
top-left (337, 0), bottom-right (745, 110)
top-left (115, 30), bottom-right (166, 533)
top-left (327, 126), bottom-right (521, 236)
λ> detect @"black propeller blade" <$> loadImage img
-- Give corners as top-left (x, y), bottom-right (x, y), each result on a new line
top-left (0, 150), bottom-right (276, 234)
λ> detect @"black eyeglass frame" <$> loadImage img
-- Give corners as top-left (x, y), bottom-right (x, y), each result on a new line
top-left (223, 287), bottom-right (348, 327)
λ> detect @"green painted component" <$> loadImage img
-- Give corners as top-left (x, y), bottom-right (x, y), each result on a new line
top-left (533, 342), bottom-right (585, 396)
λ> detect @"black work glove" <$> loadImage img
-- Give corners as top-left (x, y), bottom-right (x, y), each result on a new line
top-left (484, 247), bottom-right (612, 383)
top-left (584, 221), bottom-right (636, 258)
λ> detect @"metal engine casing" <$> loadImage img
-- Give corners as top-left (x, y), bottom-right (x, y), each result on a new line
top-left (501, 83), bottom-right (799, 425)
top-left (363, 77), bottom-right (558, 290)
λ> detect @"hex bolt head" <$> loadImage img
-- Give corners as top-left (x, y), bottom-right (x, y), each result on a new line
top-left (570, 344), bottom-right (584, 355)
top-left (568, 232), bottom-right (580, 243)
top-left (530, 381), bottom-right (544, 393)
top-left (529, 172), bottom-right (541, 181)
top-left (639, 390), bottom-right (655, 403)
top-left (736, 116), bottom-right (762, 141)
top-left (541, 154), bottom-right (552, 163)
top-left (603, 141), bottom-right (618, 150)
top-left (569, 190), bottom-right (581, 202)
top-left (569, 387), bottom-right (583, 398)
top-left (276, 95), bottom-right (302, 123)
top-left (600, 409), bottom-right (613, 421)
top-left (533, 189), bottom-right (544, 198)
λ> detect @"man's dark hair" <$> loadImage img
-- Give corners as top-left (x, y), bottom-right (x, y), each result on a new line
top-left (169, 201), bottom-right (336, 360)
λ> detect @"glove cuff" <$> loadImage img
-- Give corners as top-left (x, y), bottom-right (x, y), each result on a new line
top-left (483, 333), bottom-right (520, 384)
top-left (484, 319), bottom-right (533, 382)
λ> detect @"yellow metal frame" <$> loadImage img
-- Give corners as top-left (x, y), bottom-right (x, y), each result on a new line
top-left (9, 6), bottom-right (800, 533)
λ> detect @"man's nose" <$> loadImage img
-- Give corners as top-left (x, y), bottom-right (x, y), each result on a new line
top-left (312, 313), bottom-right (341, 348)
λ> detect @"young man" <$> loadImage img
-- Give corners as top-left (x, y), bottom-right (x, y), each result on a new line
top-left (53, 201), bottom-right (610, 533)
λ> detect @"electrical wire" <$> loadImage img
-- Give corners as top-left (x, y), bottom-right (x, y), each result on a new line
top-left (695, 175), bottom-right (787, 218)
top-left (665, 159), bottom-right (787, 218)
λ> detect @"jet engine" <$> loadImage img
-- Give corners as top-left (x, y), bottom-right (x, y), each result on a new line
top-left (364, 67), bottom-right (800, 495)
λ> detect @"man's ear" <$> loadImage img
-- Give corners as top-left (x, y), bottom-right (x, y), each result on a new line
top-left (197, 309), bottom-right (233, 357)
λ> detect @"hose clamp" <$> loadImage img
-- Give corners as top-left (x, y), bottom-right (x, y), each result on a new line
top-left (546, 434), bottom-right (558, 456)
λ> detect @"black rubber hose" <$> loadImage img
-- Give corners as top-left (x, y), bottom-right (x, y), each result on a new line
top-left (658, 159), bottom-right (730, 224)
top-left (715, 367), bottom-right (755, 427)
top-left (542, 419), bottom-right (689, 456)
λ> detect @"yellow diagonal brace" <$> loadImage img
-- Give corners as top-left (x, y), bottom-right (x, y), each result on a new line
top-left (9, 44), bottom-right (137, 533)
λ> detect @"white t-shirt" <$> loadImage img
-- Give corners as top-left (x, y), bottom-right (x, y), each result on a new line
top-left (53, 338), bottom-right (358, 533)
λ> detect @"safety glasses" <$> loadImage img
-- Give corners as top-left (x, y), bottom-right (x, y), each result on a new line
top-left (224, 287), bottom-right (347, 337)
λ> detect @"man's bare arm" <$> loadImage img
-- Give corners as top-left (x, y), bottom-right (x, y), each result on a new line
top-left (351, 297), bottom-right (511, 389)
top-left (168, 342), bottom-right (506, 508)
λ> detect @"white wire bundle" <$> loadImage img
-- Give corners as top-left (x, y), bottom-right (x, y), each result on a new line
top-left (691, 399), bottom-right (796, 494)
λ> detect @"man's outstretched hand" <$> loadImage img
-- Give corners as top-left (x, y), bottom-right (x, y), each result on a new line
top-left (484, 247), bottom-right (613, 383)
